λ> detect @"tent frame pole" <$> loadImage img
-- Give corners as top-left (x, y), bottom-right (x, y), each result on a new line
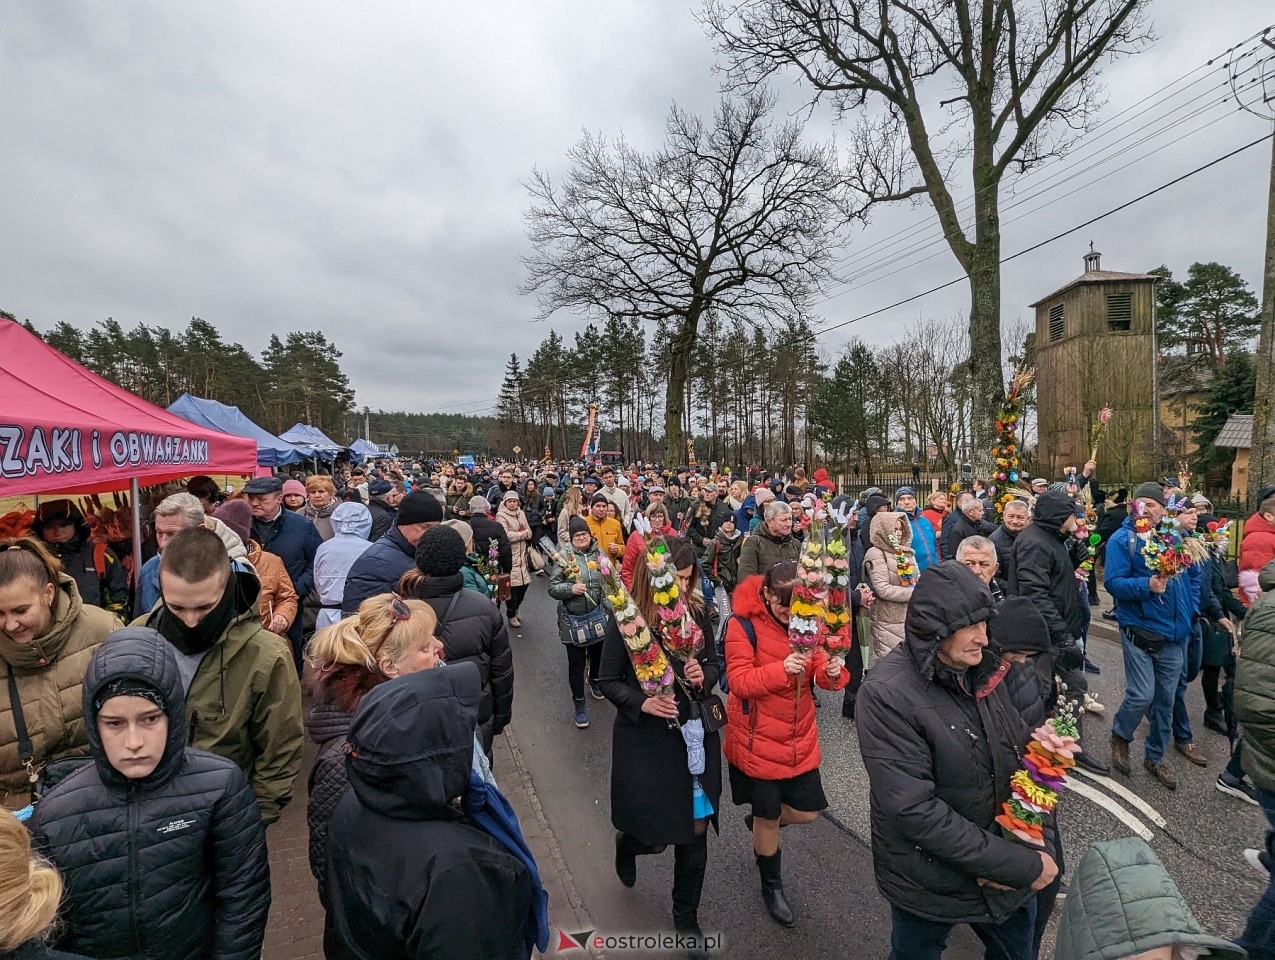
top-left (130, 478), bottom-right (143, 588)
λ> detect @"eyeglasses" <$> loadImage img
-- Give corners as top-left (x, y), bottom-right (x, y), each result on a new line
top-left (370, 593), bottom-right (411, 662)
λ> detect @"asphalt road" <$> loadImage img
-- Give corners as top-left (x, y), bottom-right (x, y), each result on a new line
top-left (506, 577), bottom-right (1263, 959)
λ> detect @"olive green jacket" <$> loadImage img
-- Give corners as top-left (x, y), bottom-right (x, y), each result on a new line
top-left (0, 575), bottom-right (119, 807)
top-left (134, 563), bottom-right (303, 824)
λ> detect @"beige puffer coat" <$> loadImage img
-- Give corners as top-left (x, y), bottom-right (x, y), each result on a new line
top-left (863, 511), bottom-right (917, 660)
top-left (496, 505), bottom-right (533, 588)
top-left (0, 574), bottom-right (120, 808)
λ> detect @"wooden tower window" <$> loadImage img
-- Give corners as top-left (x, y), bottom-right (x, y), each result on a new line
top-left (1049, 303), bottom-right (1065, 342)
top-left (1106, 292), bottom-right (1132, 332)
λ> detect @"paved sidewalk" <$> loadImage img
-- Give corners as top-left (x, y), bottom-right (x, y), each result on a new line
top-left (262, 725), bottom-right (592, 960)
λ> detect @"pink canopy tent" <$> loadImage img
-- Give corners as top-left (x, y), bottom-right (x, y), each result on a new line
top-left (0, 319), bottom-right (258, 576)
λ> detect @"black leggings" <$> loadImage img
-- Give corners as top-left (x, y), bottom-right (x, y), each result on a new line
top-left (567, 643), bottom-right (603, 700)
top-left (506, 584), bottom-right (529, 618)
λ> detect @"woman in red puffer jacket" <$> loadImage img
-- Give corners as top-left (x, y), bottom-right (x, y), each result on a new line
top-left (724, 562), bottom-right (848, 929)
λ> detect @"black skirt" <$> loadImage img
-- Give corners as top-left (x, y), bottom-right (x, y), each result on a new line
top-left (727, 762), bottom-right (827, 820)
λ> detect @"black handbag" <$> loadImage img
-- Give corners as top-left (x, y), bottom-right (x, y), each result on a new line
top-left (565, 600), bottom-right (608, 646)
top-left (690, 694), bottom-right (727, 733)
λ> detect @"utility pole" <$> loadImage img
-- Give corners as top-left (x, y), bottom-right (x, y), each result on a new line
top-left (1244, 36), bottom-right (1275, 503)
top-left (363, 405), bottom-right (371, 443)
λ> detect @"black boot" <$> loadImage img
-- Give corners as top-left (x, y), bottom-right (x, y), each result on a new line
top-left (755, 849), bottom-right (795, 927)
top-left (672, 836), bottom-right (710, 960)
top-left (1074, 715), bottom-right (1109, 774)
top-left (615, 832), bottom-right (665, 888)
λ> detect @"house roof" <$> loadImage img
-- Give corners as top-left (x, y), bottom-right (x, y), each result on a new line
top-left (1214, 413), bottom-right (1253, 449)
top-left (1158, 356), bottom-right (1215, 397)
top-left (1029, 269), bottom-right (1160, 308)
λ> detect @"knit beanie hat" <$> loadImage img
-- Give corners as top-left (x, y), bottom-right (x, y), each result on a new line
top-left (442, 519), bottom-right (474, 550)
top-left (468, 495), bottom-right (492, 515)
top-left (282, 479), bottom-right (307, 498)
top-left (568, 516), bottom-right (590, 537)
top-left (396, 491), bottom-right (444, 525)
top-left (213, 499), bottom-right (253, 546)
top-left (1132, 481), bottom-right (1166, 506)
top-left (414, 526), bottom-right (468, 577)
top-left (989, 597), bottom-right (1050, 655)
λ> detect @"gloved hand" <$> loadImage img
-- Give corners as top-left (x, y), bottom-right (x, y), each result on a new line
top-left (1057, 641), bottom-right (1084, 671)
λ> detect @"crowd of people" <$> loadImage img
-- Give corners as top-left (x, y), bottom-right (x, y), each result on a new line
top-left (2, 454), bottom-right (1274, 959)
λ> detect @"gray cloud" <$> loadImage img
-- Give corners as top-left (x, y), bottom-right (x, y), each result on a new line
top-left (1, 0), bottom-right (1271, 419)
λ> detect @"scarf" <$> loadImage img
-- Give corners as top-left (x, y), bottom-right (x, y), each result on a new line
top-left (153, 573), bottom-right (239, 656)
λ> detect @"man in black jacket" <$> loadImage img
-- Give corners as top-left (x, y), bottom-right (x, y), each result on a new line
top-left (467, 496), bottom-right (513, 574)
top-left (944, 493), bottom-right (995, 563)
top-left (989, 498), bottom-right (1031, 593)
top-left (33, 627), bottom-right (269, 960)
top-left (342, 492), bottom-right (443, 613)
top-left (1012, 491), bottom-right (1093, 711)
top-left (857, 562), bottom-right (1056, 960)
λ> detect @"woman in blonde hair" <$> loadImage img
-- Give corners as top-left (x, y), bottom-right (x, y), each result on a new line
top-left (0, 538), bottom-right (119, 810)
top-left (304, 593), bottom-right (444, 960)
top-left (556, 486), bottom-right (586, 546)
top-left (0, 809), bottom-right (86, 959)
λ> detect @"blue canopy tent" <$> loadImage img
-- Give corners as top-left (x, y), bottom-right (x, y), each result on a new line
top-left (167, 394), bottom-right (314, 467)
top-left (280, 423), bottom-right (346, 462)
top-left (348, 438), bottom-right (380, 460)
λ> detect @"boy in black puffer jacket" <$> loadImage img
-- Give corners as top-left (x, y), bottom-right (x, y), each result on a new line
top-left (32, 628), bottom-right (269, 960)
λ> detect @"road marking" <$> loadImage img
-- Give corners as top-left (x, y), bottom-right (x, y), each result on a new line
top-left (1066, 777), bottom-right (1154, 841)
top-left (1070, 767), bottom-right (1168, 827)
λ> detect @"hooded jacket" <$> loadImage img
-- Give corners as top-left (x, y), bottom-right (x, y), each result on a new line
top-left (1105, 515), bottom-right (1201, 645)
top-left (1054, 837), bottom-right (1244, 960)
top-left (1013, 491), bottom-right (1086, 648)
top-left (1240, 510), bottom-right (1275, 606)
top-left (313, 503), bottom-right (373, 630)
top-left (495, 505), bottom-right (533, 589)
top-left (856, 562), bottom-right (1044, 924)
top-left (305, 700), bottom-right (352, 905)
top-left (34, 505), bottom-right (129, 615)
top-left (1237, 560), bottom-right (1275, 792)
top-left (32, 628), bottom-right (269, 960)
top-left (133, 563), bottom-right (303, 825)
top-left (989, 597), bottom-right (1053, 730)
top-left (326, 665), bottom-right (535, 960)
top-left (863, 511), bottom-right (916, 658)
top-left (1, 575), bottom-right (120, 807)
top-left (244, 542), bottom-right (298, 631)
top-left (722, 575), bottom-right (849, 781)
top-left (702, 526), bottom-right (743, 592)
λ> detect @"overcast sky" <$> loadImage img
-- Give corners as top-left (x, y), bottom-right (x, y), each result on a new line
top-left (2, 1), bottom-right (1272, 421)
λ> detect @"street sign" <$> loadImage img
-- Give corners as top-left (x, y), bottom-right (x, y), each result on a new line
top-left (389, 445), bottom-right (399, 457)
top-left (513, 446), bottom-right (522, 454)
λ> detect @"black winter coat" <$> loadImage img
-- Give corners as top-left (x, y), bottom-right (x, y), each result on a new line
top-left (251, 508), bottom-right (322, 598)
top-left (856, 562), bottom-right (1044, 924)
top-left (33, 628), bottom-right (269, 960)
top-left (409, 574), bottom-right (514, 752)
top-left (596, 608), bottom-right (721, 847)
top-left (0, 944), bottom-right (90, 960)
top-left (686, 499), bottom-right (733, 550)
top-left (944, 512), bottom-right (994, 564)
top-left (989, 524), bottom-right (1020, 593)
top-left (470, 514), bottom-right (513, 574)
top-left (305, 701), bottom-right (352, 904)
top-left (366, 498), bottom-right (397, 543)
top-left (327, 665), bottom-right (534, 960)
top-left (1012, 492), bottom-right (1086, 647)
top-left (342, 528), bottom-right (417, 614)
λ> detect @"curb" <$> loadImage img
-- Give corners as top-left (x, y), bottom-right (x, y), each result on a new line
top-left (499, 724), bottom-right (603, 958)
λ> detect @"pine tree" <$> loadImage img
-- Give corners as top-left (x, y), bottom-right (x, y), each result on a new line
top-left (1192, 350), bottom-right (1256, 486)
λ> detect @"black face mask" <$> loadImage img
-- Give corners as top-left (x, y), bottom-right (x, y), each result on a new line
top-left (155, 572), bottom-right (239, 656)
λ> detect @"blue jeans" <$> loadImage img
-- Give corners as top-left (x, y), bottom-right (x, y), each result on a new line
top-left (889, 900), bottom-right (1037, 960)
top-left (1240, 786), bottom-right (1275, 958)
top-left (1170, 624), bottom-right (1204, 745)
top-left (1111, 632), bottom-right (1186, 764)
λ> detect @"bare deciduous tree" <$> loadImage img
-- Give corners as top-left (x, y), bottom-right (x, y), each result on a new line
top-left (520, 91), bottom-right (849, 465)
top-left (703, 0), bottom-right (1153, 454)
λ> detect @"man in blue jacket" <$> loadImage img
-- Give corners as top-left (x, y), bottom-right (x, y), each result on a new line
top-left (894, 486), bottom-right (939, 572)
top-left (244, 475), bottom-right (323, 669)
top-left (1105, 481), bottom-right (1203, 790)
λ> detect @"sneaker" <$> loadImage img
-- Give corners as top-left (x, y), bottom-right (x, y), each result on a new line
top-left (1083, 693), bottom-right (1106, 716)
top-left (1101, 610), bottom-right (1119, 622)
top-left (1083, 658), bottom-right (1102, 675)
top-left (573, 699), bottom-right (589, 729)
top-left (1217, 772), bottom-right (1260, 806)
top-left (587, 678), bottom-right (605, 701)
top-left (1144, 758), bottom-right (1178, 790)
top-left (1245, 848), bottom-right (1271, 879)
top-left (1175, 741), bottom-right (1208, 767)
